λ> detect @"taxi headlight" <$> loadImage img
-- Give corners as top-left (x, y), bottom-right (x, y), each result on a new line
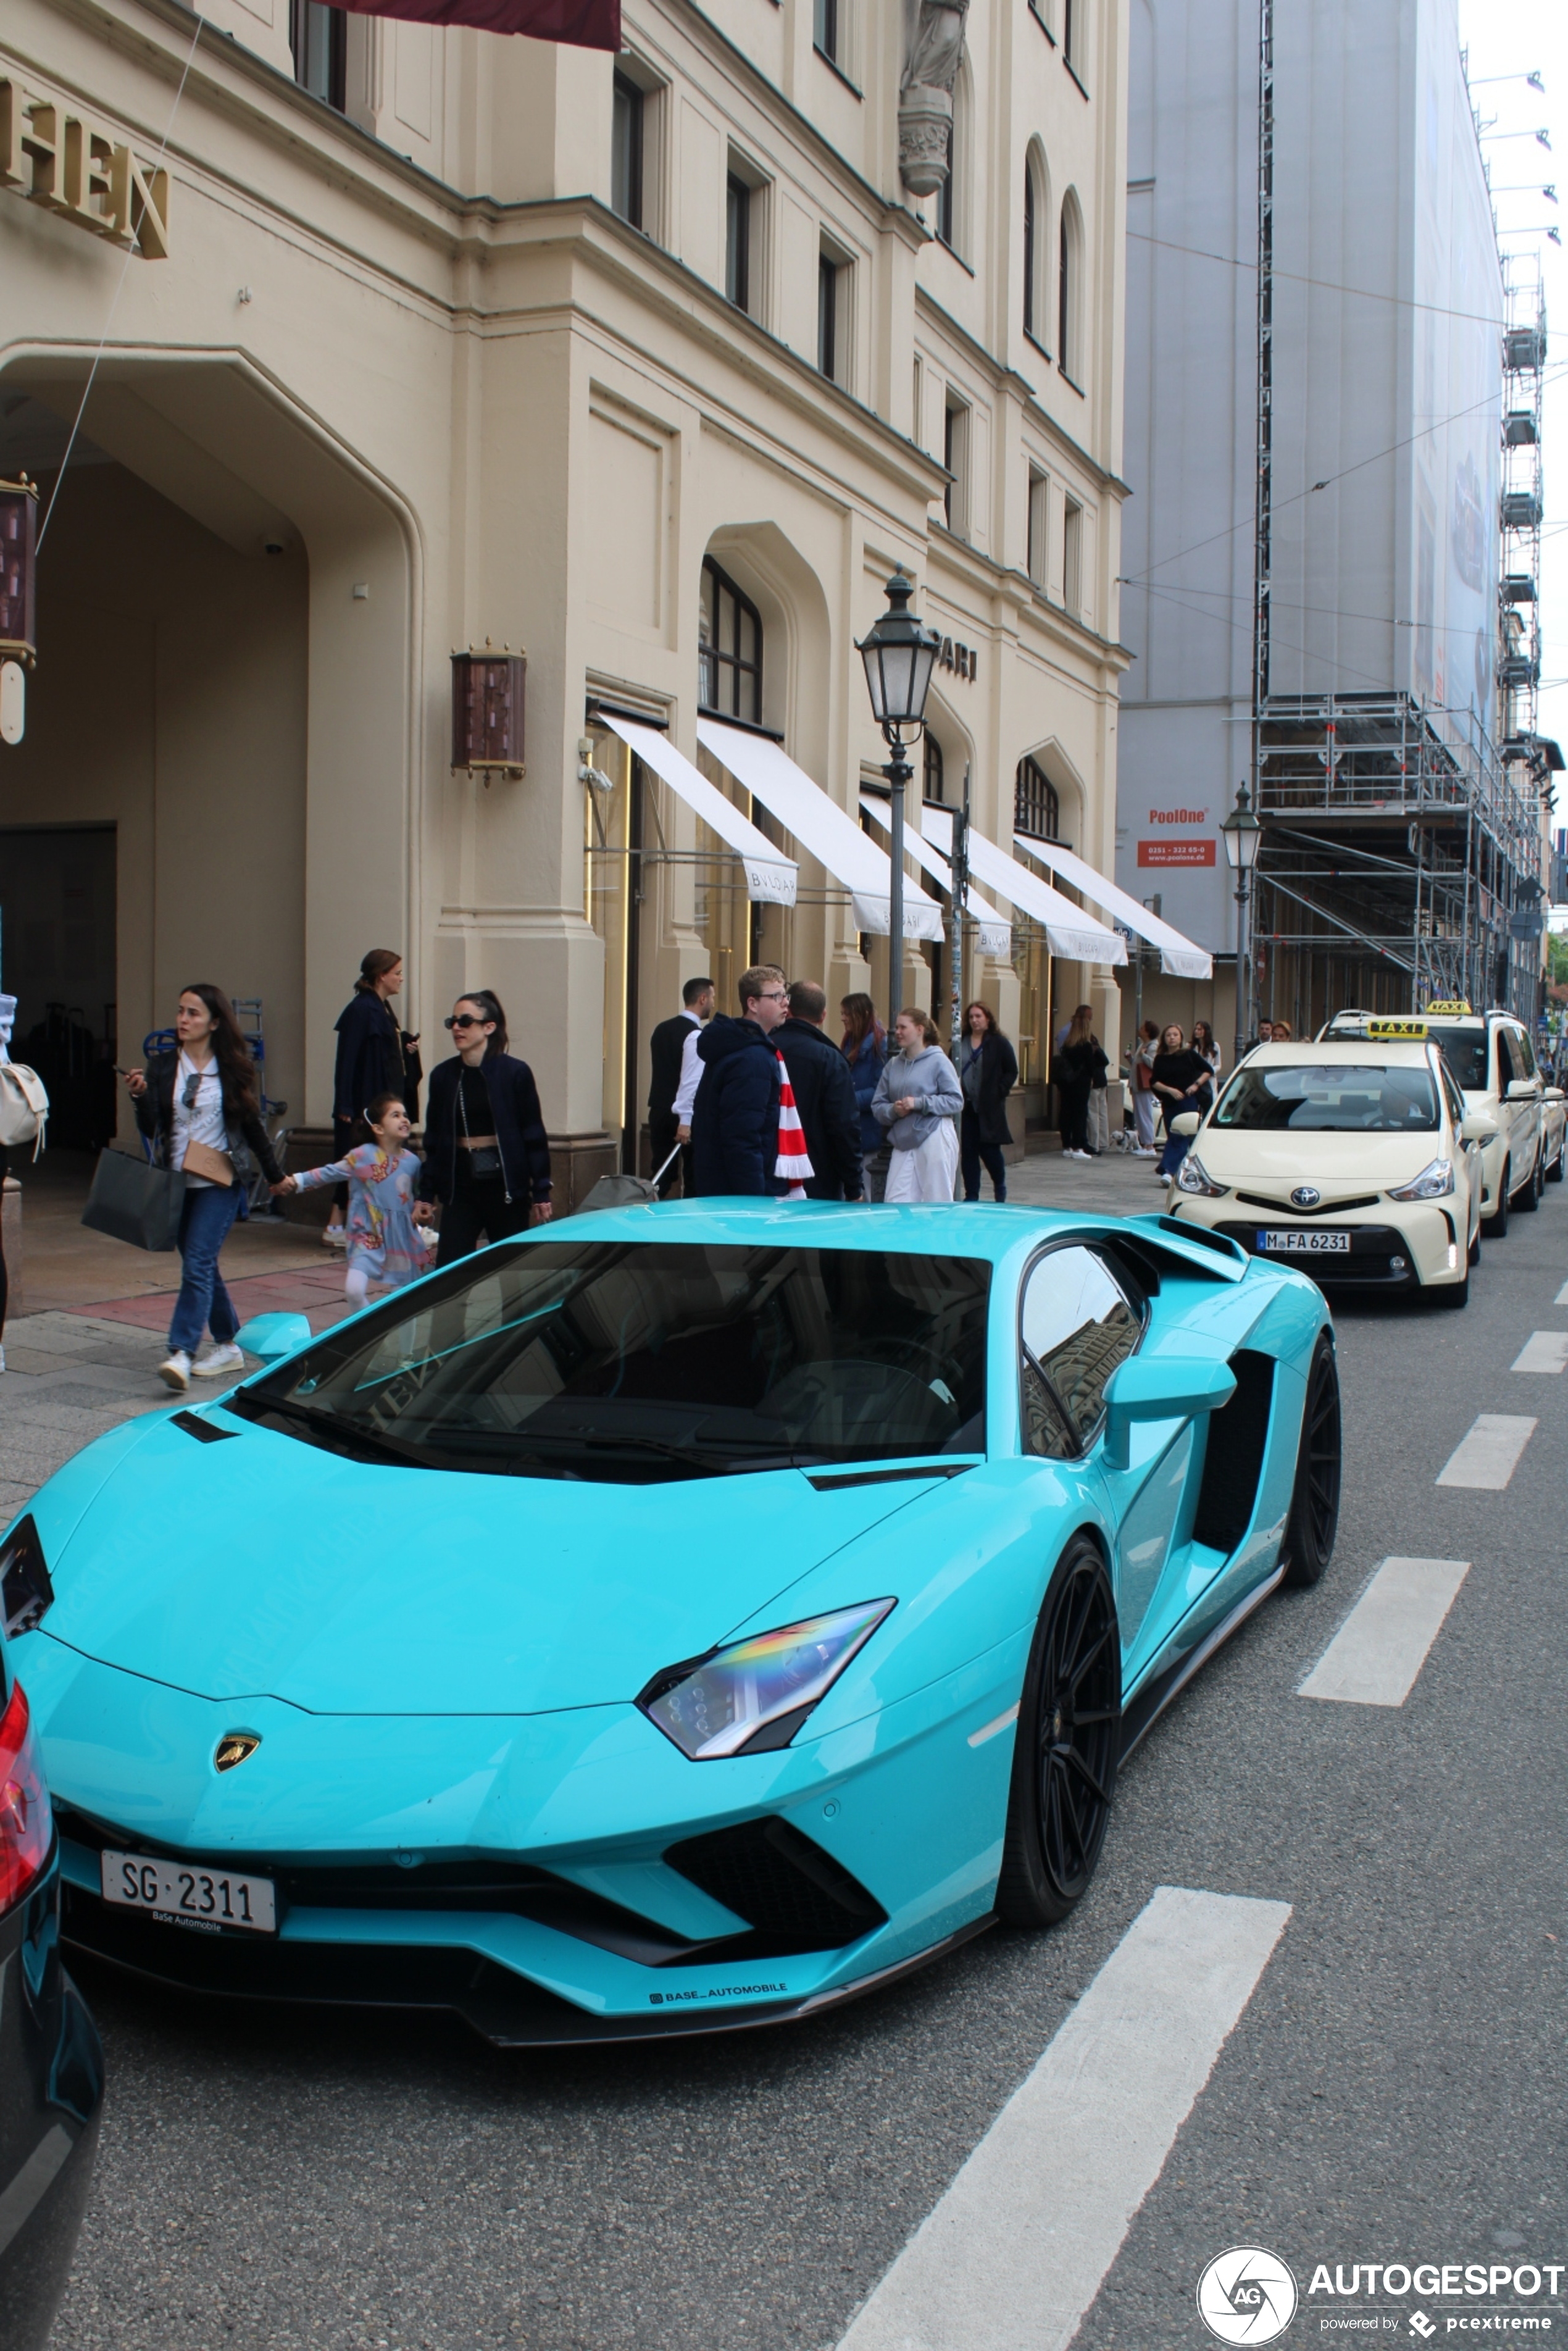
top-left (1175, 1153), bottom-right (1228, 1198)
top-left (1388, 1158), bottom-right (1454, 1201)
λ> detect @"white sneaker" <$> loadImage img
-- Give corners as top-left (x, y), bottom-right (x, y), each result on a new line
top-left (193, 1342), bottom-right (246, 1380)
top-left (1133, 1146), bottom-right (1157, 1158)
top-left (159, 1350), bottom-right (193, 1392)
top-left (323, 1223), bottom-right (348, 1250)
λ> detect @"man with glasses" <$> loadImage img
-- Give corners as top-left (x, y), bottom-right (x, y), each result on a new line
top-left (688, 965), bottom-right (788, 1196)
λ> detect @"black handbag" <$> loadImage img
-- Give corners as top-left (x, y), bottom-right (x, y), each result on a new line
top-left (81, 1148), bottom-right (188, 1252)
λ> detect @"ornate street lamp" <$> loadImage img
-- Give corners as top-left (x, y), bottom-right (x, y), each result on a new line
top-left (856, 568), bottom-right (941, 1000)
top-left (1220, 780), bottom-right (1263, 1065)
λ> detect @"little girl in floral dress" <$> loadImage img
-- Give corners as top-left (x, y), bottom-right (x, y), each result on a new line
top-left (280, 1091), bottom-right (429, 1311)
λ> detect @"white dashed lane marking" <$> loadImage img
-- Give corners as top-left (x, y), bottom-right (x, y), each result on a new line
top-left (1511, 1332), bottom-right (1568, 1374)
top-left (835, 1887), bottom-right (1291, 2351)
top-left (1297, 1557), bottom-right (1470, 1707)
top-left (1435, 1414), bottom-right (1537, 1489)
top-left (1554, 1279), bottom-right (1568, 1307)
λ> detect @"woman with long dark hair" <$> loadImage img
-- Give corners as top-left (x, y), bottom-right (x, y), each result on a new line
top-left (958, 1001), bottom-right (1019, 1202)
top-left (840, 992), bottom-right (888, 1201)
top-left (417, 990), bottom-right (553, 1263)
top-left (325, 950), bottom-right (417, 1250)
top-left (123, 983), bottom-right (286, 1390)
top-left (1053, 1004), bottom-right (1107, 1159)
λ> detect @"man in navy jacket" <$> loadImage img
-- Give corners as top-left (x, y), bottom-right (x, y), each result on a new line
top-left (688, 966), bottom-right (788, 1195)
top-left (776, 980), bottom-right (864, 1200)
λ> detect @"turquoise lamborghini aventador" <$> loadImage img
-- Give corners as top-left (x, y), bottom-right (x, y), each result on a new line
top-left (2, 1201), bottom-right (1340, 2045)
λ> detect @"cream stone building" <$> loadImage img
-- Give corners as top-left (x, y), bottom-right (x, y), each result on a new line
top-left (1, 0), bottom-right (1134, 1187)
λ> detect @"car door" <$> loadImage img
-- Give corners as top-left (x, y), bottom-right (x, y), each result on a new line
top-left (1018, 1244), bottom-right (1195, 1665)
top-left (1499, 1022), bottom-right (1541, 1184)
top-left (1438, 1059), bottom-right (1480, 1250)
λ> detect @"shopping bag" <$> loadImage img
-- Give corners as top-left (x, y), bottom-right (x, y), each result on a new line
top-left (81, 1149), bottom-right (188, 1251)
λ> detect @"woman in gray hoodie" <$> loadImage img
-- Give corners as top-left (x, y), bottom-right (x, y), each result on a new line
top-left (872, 1006), bottom-right (964, 1201)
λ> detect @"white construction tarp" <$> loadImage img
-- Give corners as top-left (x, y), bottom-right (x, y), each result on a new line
top-left (859, 795), bottom-right (1012, 958)
top-left (917, 806), bottom-right (1127, 966)
top-left (698, 717), bottom-right (945, 942)
top-left (601, 716), bottom-right (797, 904)
top-left (1014, 832), bottom-right (1212, 979)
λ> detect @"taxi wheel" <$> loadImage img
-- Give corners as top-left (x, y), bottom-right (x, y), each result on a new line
top-left (1514, 1152), bottom-right (1543, 1213)
top-left (1481, 1163), bottom-right (1510, 1241)
top-left (1468, 1225), bottom-right (1481, 1267)
top-left (1548, 1144), bottom-right (1564, 1185)
top-left (1281, 1334), bottom-right (1341, 1590)
top-left (996, 1537), bottom-right (1120, 1929)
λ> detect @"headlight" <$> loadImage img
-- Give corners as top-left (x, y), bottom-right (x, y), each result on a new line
top-left (1388, 1158), bottom-right (1455, 1201)
top-left (1175, 1153), bottom-right (1228, 1198)
top-left (638, 1599), bottom-right (895, 1760)
top-left (0, 1518), bottom-right (52, 1641)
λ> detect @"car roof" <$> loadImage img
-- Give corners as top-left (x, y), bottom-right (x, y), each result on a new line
top-left (1241, 1040), bottom-right (1436, 1067)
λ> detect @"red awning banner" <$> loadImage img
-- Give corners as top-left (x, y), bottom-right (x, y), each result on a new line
top-left (335, 0), bottom-right (619, 43)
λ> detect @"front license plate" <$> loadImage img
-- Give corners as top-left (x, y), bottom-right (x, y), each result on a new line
top-left (101, 1848), bottom-right (278, 1936)
top-left (1258, 1229), bottom-right (1351, 1255)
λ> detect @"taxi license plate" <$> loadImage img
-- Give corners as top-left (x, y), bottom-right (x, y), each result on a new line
top-left (101, 1848), bottom-right (278, 1936)
top-left (1259, 1229), bottom-right (1351, 1255)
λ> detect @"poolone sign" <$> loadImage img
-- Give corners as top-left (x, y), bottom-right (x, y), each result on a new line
top-left (1, 78), bottom-right (170, 258)
top-left (1139, 802), bottom-right (1216, 867)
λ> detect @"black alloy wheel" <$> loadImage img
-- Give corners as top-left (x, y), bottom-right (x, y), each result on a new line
top-left (1514, 1148), bottom-right (1544, 1213)
top-left (1281, 1332), bottom-right (1341, 1589)
top-left (996, 1537), bottom-right (1120, 1929)
top-left (1482, 1160), bottom-right (1510, 1241)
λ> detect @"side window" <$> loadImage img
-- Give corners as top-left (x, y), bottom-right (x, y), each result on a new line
top-left (1515, 1027), bottom-right (1537, 1079)
top-left (1440, 1066), bottom-right (1465, 1130)
top-left (1020, 1246), bottom-right (1141, 1452)
top-left (1496, 1027), bottom-right (1518, 1092)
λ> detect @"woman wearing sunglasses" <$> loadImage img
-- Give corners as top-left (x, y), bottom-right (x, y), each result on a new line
top-left (416, 991), bottom-right (553, 1262)
top-left (122, 983), bottom-right (287, 1390)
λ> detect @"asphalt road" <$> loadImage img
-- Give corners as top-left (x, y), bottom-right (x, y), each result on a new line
top-left (39, 1174), bottom-right (1568, 2351)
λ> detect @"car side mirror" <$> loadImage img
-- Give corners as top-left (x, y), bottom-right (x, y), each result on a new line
top-left (235, 1312), bottom-right (314, 1362)
top-left (1505, 1079), bottom-right (1538, 1101)
top-left (1460, 1113), bottom-right (1500, 1143)
top-left (1543, 1087), bottom-right (1565, 1105)
top-left (1170, 1111), bottom-right (1202, 1137)
top-left (1102, 1354), bottom-right (1236, 1470)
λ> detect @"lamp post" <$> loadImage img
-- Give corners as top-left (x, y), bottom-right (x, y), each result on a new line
top-left (1220, 780), bottom-right (1262, 1066)
top-left (856, 568), bottom-right (941, 1013)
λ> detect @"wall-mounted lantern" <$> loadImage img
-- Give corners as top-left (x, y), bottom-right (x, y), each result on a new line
top-left (451, 641), bottom-right (526, 779)
top-left (0, 475), bottom-right (37, 749)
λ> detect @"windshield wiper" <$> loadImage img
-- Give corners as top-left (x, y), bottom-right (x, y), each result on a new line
top-left (233, 1388), bottom-right (435, 1472)
top-left (577, 1432), bottom-right (824, 1475)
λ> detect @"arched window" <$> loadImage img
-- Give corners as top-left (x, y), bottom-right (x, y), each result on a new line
top-left (1024, 144), bottom-right (1050, 347)
top-left (1015, 754), bottom-right (1060, 840)
top-left (1059, 191), bottom-right (1084, 385)
top-left (698, 556), bottom-right (763, 725)
top-left (924, 733), bottom-right (946, 803)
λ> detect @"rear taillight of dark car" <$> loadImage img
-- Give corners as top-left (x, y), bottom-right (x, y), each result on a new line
top-left (0, 1681), bottom-right (52, 1914)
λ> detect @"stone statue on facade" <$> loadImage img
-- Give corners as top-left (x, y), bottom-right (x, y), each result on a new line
top-left (899, 0), bottom-right (970, 199)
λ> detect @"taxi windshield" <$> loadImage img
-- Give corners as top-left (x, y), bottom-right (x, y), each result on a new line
top-left (233, 1240), bottom-right (990, 1482)
top-left (1425, 1027), bottom-right (1489, 1092)
top-left (1213, 1064), bottom-right (1440, 1133)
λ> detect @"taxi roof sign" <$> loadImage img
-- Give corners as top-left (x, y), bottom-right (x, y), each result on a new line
top-left (1424, 999), bottom-right (1474, 1016)
top-left (1366, 1018), bottom-right (1433, 1038)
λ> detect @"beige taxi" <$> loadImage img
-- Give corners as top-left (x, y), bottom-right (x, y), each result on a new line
top-left (1162, 1039), bottom-right (1488, 1304)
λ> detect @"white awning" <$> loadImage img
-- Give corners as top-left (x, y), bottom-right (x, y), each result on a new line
top-left (1013, 833), bottom-right (1213, 979)
top-left (601, 716), bottom-right (797, 905)
top-left (917, 806), bottom-right (1127, 966)
top-left (859, 795), bottom-right (1012, 958)
top-left (698, 717), bottom-right (946, 942)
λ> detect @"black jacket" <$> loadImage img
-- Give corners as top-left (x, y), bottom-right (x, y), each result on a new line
top-left (133, 1053), bottom-right (283, 1187)
top-left (775, 1017), bottom-right (864, 1200)
top-left (417, 1052), bottom-right (553, 1208)
top-left (689, 1017), bottom-right (780, 1196)
top-left (1151, 1048), bottom-right (1212, 1110)
top-left (1053, 1038), bottom-right (1109, 1098)
top-left (961, 1032), bottom-right (1019, 1148)
top-left (648, 1012), bottom-right (698, 1129)
top-left (333, 992), bottom-right (408, 1126)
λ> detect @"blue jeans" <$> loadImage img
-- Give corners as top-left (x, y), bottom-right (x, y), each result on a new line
top-left (168, 1184), bottom-right (243, 1355)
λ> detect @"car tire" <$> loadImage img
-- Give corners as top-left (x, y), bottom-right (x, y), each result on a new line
top-left (1280, 1332), bottom-right (1341, 1590)
top-left (1548, 1142), bottom-right (1564, 1185)
top-left (996, 1536), bottom-right (1120, 1931)
top-left (1468, 1224), bottom-right (1481, 1266)
top-left (1481, 1161), bottom-right (1510, 1241)
top-left (1514, 1150), bottom-right (1544, 1213)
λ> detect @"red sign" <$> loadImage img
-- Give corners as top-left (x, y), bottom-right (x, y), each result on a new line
top-left (337, 0), bottom-right (618, 41)
top-left (1138, 839), bottom-right (1215, 867)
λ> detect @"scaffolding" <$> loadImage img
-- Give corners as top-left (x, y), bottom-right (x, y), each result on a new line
top-left (1250, 690), bottom-right (1544, 1034)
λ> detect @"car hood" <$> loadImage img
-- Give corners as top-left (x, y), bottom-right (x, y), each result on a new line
top-left (1196, 1130), bottom-right (1443, 1188)
top-left (43, 1411), bottom-right (941, 1715)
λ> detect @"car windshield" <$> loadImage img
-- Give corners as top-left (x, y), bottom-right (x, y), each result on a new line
top-left (232, 1240), bottom-right (990, 1482)
top-left (1425, 1026), bottom-right (1490, 1092)
top-left (1212, 1064), bottom-right (1439, 1132)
